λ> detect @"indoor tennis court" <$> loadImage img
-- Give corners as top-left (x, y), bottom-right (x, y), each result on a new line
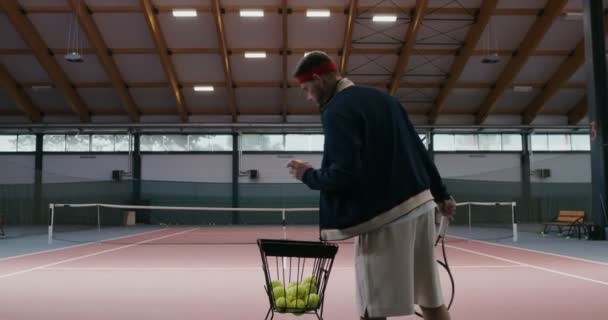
top-left (1, 221), bottom-right (607, 319)
top-left (1, 0), bottom-right (608, 319)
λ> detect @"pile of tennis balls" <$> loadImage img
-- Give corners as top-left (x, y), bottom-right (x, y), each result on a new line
top-left (270, 276), bottom-right (321, 315)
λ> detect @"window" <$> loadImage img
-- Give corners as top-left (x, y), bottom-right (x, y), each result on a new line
top-left (547, 134), bottom-right (571, 151)
top-left (188, 135), bottom-right (233, 151)
top-left (433, 134), bottom-right (455, 151)
top-left (285, 134), bottom-right (324, 151)
top-left (237, 134), bottom-right (326, 152)
top-left (43, 135), bottom-right (66, 152)
top-left (17, 135), bottom-right (36, 152)
top-left (478, 134), bottom-right (502, 151)
top-left (310, 134), bottom-right (324, 151)
top-left (66, 135), bottom-right (90, 152)
top-left (434, 133), bottom-right (522, 152)
top-left (91, 135), bottom-right (115, 152)
top-left (530, 134), bottom-right (549, 151)
top-left (139, 134), bottom-right (232, 152)
top-left (530, 134), bottom-right (589, 151)
top-left (571, 134), bottom-right (590, 151)
top-left (43, 134), bottom-right (133, 152)
top-left (115, 135), bottom-right (133, 152)
top-left (242, 134), bottom-right (284, 151)
top-left (0, 136), bottom-right (17, 152)
top-left (454, 135), bottom-right (478, 151)
top-left (141, 135), bottom-right (188, 151)
top-left (502, 134), bottom-right (522, 151)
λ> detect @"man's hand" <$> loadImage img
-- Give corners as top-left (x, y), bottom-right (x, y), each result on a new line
top-left (287, 160), bottom-right (312, 181)
top-left (437, 196), bottom-right (456, 220)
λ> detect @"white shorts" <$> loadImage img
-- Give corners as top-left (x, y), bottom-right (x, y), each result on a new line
top-left (355, 201), bottom-right (444, 318)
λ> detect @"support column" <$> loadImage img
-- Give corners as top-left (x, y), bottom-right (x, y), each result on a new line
top-left (232, 132), bottom-right (239, 224)
top-left (131, 133), bottom-right (146, 224)
top-left (583, 0), bottom-right (608, 239)
top-left (34, 133), bottom-right (43, 224)
top-left (520, 131), bottom-right (532, 222)
top-left (132, 133), bottom-right (141, 204)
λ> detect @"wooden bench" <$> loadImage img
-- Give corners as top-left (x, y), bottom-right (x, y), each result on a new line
top-left (543, 210), bottom-right (586, 239)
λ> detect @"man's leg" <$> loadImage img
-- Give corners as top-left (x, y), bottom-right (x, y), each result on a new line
top-left (420, 304), bottom-right (450, 320)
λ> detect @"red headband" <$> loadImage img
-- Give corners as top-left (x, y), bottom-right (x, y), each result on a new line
top-left (295, 61), bottom-right (337, 84)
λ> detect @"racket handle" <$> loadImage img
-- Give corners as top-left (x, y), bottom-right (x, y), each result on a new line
top-left (438, 215), bottom-right (450, 238)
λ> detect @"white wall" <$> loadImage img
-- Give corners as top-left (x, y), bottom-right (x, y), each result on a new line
top-left (43, 154), bottom-right (131, 183)
top-left (239, 153), bottom-right (524, 183)
top-left (28, 151), bottom-right (591, 185)
top-left (435, 153), bottom-right (521, 182)
top-left (239, 153), bottom-right (323, 183)
top-left (0, 155), bottom-right (35, 184)
top-left (142, 154), bottom-right (231, 183)
top-left (530, 153), bottom-right (591, 183)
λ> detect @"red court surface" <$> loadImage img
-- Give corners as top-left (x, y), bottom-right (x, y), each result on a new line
top-left (0, 227), bottom-right (606, 320)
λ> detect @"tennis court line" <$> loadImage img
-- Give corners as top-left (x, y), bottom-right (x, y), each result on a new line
top-left (0, 228), bottom-right (197, 280)
top-left (447, 244), bottom-right (608, 287)
top-left (41, 265), bottom-right (526, 271)
top-left (446, 235), bottom-right (608, 267)
top-left (0, 228), bottom-right (167, 263)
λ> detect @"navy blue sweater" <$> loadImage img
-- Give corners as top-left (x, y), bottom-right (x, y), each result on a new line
top-left (302, 85), bottom-right (450, 230)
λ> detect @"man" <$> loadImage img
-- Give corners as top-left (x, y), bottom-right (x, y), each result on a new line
top-left (287, 51), bottom-right (456, 320)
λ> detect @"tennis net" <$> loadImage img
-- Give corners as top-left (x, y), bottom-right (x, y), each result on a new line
top-left (48, 200), bottom-right (518, 245)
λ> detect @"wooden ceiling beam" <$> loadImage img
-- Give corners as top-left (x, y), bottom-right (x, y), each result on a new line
top-left (141, 0), bottom-right (189, 122)
top-left (0, 0), bottom-right (91, 122)
top-left (211, 0), bottom-right (238, 122)
top-left (474, 0), bottom-right (568, 125)
top-left (0, 63), bottom-right (42, 122)
top-left (68, 0), bottom-right (139, 122)
top-left (389, 0), bottom-right (428, 96)
top-left (428, 0), bottom-right (498, 124)
top-left (339, 0), bottom-right (358, 75)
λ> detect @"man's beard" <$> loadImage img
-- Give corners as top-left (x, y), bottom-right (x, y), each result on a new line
top-left (317, 82), bottom-right (335, 107)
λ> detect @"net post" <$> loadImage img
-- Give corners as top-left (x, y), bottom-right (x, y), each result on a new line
top-left (468, 203), bottom-right (472, 239)
top-left (97, 205), bottom-right (101, 233)
top-left (282, 209), bottom-right (287, 269)
top-left (281, 209), bottom-right (287, 240)
top-left (512, 202), bottom-right (518, 242)
top-left (48, 203), bottom-right (55, 245)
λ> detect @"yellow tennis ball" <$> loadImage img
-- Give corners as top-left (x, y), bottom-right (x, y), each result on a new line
top-left (274, 297), bottom-right (287, 312)
top-left (306, 293), bottom-right (320, 309)
top-left (301, 281), bottom-right (318, 294)
top-left (286, 286), bottom-right (298, 301)
top-left (296, 299), bottom-right (307, 309)
top-left (271, 280), bottom-right (283, 288)
top-left (296, 286), bottom-right (310, 299)
top-left (273, 286), bottom-right (286, 299)
top-left (289, 299), bottom-right (306, 314)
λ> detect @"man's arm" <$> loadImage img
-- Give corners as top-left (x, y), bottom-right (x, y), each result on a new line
top-left (301, 110), bottom-right (362, 193)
